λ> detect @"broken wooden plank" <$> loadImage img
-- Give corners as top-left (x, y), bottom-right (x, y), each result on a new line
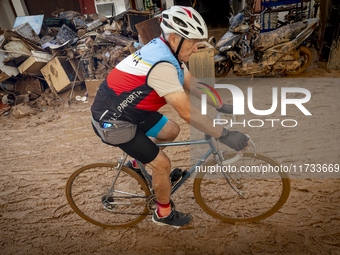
top-left (135, 17), bottom-right (162, 45)
top-left (96, 33), bottom-right (135, 47)
top-left (327, 38), bottom-right (340, 70)
top-left (0, 51), bottom-right (19, 82)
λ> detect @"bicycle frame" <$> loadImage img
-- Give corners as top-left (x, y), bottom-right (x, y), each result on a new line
top-left (110, 135), bottom-right (221, 197)
top-left (106, 113), bottom-right (255, 200)
top-left (67, 116), bottom-right (290, 225)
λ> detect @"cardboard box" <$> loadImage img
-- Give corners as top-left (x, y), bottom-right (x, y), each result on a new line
top-left (41, 57), bottom-right (83, 93)
top-left (15, 77), bottom-right (43, 95)
top-left (85, 79), bottom-right (104, 97)
top-left (187, 41), bottom-right (215, 87)
top-left (18, 51), bottom-right (52, 76)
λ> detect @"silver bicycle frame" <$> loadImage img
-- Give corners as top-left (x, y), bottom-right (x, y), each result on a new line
top-left (103, 136), bottom-right (218, 203)
top-left (108, 113), bottom-right (256, 196)
top-left (139, 136), bottom-right (218, 194)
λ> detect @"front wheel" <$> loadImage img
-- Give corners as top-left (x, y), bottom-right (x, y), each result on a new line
top-left (284, 46), bottom-right (312, 75)
top-left (194, 152), bottom-right (290, 223)
top-left (66, 162), bottom-right (151, 228)
top-left (215, 60), bottom-right (232, 78)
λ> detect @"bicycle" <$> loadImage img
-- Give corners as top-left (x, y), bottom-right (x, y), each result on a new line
top-left (66, 115), bottom-right (291, 228)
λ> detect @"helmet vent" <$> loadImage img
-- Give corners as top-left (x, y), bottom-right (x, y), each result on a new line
top-left (197, 27), bottom-right (204, 36)
top-left (193, 14), bottom-right (201, 25)
top-left (176, 11), bottom-right (186, 15)
top-left (162, 20), bottom-right (175, 30)
top-left (187, 22), bottom-right (196, 30)
top-left (173, 17), bottom-right (187, 28)
top-left (163, 14), bottom-right (169, 19)
top-left (180, 29), bottom-right (189, 35)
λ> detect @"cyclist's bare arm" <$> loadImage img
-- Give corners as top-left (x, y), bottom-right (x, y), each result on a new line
top-left (164, 91), bottom-right (224, 139)
top-left (183, 70), bottom-right (223, 109)
top-left (165, 91), bottom-right (250, 155)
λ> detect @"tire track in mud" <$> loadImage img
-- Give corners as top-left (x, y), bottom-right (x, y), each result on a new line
top-left (1, 80), bottom-right (340, 254)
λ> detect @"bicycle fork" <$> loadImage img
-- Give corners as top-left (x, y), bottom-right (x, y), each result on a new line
top-left (214, 135), bottom-right (257, 199)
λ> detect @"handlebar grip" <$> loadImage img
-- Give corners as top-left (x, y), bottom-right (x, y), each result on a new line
top-left (222, 153), bottom-right (242, 165)
top-left (216, 112), bottom-right (236, 130)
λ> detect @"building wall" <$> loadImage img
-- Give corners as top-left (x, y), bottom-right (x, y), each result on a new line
top-left (0, 0), bottom-right (16, 30)
top-left (12, 0), bottom-right (29, 16)
top-left (233, 0), bottom-right (246, 13)
top-left (24, 0), bottom-right (81, 18)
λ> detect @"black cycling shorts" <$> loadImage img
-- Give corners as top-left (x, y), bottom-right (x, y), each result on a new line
top-left (92, 112), bottom-right (165, 164)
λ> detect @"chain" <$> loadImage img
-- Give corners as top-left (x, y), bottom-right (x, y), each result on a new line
top-left (106, 210), bottom-right (152, 216)
top-left (103, 196), bottom-right (152, 215)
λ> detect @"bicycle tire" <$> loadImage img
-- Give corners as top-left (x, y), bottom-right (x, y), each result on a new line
top-left (193, 152), bottom-right (290, 223)
top-left (66, 162), bottom-right (151, 228)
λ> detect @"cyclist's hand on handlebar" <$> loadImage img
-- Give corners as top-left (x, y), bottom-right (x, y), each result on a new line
top-left (217, 104), bottom-right (233, 115)
top-left (238, 140), bottom-right (251, 156)
top-left (219, 129), bottom-right (250, 156)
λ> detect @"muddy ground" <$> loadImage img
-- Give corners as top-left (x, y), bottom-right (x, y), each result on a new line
top-left (1, 44), bottom-right (340, 254)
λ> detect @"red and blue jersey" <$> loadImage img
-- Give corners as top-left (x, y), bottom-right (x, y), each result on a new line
top-left (91, 37), bottom-right (184, 123)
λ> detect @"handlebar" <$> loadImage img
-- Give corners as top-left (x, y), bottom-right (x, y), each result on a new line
top-left (240, 7), bottom-right (271, 17)
top-left (215, 112), bottom-right (257, 165)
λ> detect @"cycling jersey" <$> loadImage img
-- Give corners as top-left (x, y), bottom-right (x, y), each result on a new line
top-left (91, 37), bottom-right (185, 124)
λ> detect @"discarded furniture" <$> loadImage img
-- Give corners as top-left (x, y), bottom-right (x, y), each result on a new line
top-left (41, 57), bottom-right (83, 93)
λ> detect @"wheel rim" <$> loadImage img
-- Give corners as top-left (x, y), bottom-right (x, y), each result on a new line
top-left (284, 46), bottom-right (312, 75)
top-left (215, 62), bottom-right (226, 77)
top-left (66, 162), bottom-right (151, 228)
top-left (194, 153), bottom-right (290, 223)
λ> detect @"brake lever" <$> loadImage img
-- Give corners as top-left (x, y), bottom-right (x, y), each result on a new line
top-left (216, 112), bottom-right (256, 157)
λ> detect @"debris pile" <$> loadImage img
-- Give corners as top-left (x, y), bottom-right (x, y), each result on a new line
top-left (0, 8), bottom-right (156, 118)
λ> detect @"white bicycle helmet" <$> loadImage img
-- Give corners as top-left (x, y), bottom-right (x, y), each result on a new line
top-left (160, 6), bottom-right (208, 40)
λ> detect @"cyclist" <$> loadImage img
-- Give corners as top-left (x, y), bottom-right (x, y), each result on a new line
top-left (91, 6), bottom-right (250, 228)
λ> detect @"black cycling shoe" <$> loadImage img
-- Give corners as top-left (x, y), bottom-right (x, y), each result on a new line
top-left (125, 160), bottom-right (152, 182)
top-left (152, 209), bottom-right (193, 229)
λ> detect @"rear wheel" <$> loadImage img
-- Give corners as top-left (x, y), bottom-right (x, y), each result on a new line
top-left (284, 46), bottom-right (312, 75)
top-left (194, 152), bottom-right (290, 223)
top-left (66, 162), bottom-right (151, 228)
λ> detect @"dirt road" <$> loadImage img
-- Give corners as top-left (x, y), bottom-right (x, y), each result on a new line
top-left (1, 59), bottom-right (340, 254)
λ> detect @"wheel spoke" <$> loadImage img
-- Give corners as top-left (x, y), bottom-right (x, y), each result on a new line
top-left (194, 152), bottom-right (290, 223)
top-left (66, 163), bottom-right (151, 227)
